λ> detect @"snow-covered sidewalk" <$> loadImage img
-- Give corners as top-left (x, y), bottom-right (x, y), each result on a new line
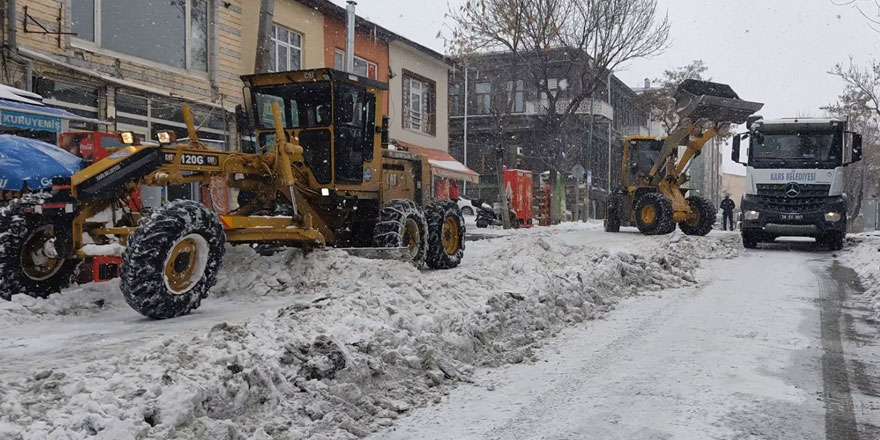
top-left (0, 224), bottom-right (740, 439)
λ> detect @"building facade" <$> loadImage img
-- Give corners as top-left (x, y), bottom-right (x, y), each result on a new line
top-left (447, 52), bottom-right (648, 210)
top-left (2, 0), bottom-right (244, 146)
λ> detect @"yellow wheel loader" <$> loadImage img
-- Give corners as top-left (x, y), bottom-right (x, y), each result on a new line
top-left (604, 79), bottom-right (763, 236)
top-left (0, 68), bottom-right (466, 319)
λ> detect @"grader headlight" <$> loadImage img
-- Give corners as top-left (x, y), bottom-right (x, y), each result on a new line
top-left (156, 131), bottom-right (177, 146)
top-left (119, 131), bottom-right (136, 145)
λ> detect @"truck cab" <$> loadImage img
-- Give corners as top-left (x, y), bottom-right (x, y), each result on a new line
top-left (731, 118), bottom-right (862, 249)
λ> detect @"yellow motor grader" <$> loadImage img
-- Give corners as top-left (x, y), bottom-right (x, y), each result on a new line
top-left (0, 68), bottom-right (465, 319)
top-left (604, 79), bottom-right (763, 236)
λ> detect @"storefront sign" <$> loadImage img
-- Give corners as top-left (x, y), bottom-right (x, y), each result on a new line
top-left (0, 109), bottom-right (62, 132)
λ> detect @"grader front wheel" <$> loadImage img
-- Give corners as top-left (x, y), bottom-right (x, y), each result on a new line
top-left (121, 200), bottom-right (225, 319)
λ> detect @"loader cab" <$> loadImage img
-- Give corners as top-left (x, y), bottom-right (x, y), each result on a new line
top-left (242, 68), bottom-right (383, 187)
top-left (621, 137), bottom-right (666, 188)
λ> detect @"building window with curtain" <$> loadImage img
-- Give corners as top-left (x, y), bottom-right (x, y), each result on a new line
top-left (70, 0), bottom-right (209, 72)
top-left (402, 71), bottom-right (436, 136)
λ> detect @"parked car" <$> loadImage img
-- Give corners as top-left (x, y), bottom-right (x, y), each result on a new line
top-left (458, 197), bottom-right (489, 216)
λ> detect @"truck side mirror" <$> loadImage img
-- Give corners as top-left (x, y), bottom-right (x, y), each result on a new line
top-left (731, 133), bottom-right (743, 164)
top-left (852, 133), bottom-right (862, 164)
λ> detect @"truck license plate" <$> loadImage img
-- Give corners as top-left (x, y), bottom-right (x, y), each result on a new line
top-left (781, 213), bottom-right (803, 221)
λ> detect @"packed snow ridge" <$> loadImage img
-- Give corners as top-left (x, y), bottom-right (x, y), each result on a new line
top-left (841, 234), bottom-right (880, 318)
top-left (0, 229), bottom-right (741, 440)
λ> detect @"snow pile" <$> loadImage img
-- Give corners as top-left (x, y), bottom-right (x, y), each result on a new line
top-left (841, 234), bottom-right (880, 317)
top-left (0, 233), bottom-right (739, 439)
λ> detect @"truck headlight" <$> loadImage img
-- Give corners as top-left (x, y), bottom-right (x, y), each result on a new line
top-left (744, 210), bottom-right (760, 220)
top-left (825, 212), bottom-right (842, 222)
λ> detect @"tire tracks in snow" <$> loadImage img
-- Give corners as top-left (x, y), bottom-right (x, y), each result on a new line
top-left (816, 261), bottom-right (858, 440)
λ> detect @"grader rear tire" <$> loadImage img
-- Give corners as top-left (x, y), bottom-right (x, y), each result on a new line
top-left (0, 194), bottom-right (80, 301)
top-left (634, 192), bottom-right (675, 235)
top-left (425, 200), bottom-right (465, 269)
top-left (678, 195), bottom-right (716, 236)
top-left (121, 200), bottom-right (225, 319)
top-left (373, 199), bottom-right (428, 268)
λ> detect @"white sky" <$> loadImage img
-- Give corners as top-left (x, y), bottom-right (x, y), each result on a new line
top-left (336, 0), bottom-right (880, 174)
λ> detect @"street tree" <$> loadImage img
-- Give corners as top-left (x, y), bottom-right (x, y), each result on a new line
top-left (448, 0), bottom-right (671, 223)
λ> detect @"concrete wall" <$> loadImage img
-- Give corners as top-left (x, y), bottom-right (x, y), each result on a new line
top-left (388, 41), bottom-right (449, 152)
top-left (722, 173), bottom-right (746, 210)
top-left (240, 0), bottom-right (325, 75)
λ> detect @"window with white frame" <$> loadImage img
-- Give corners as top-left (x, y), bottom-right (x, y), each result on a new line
top-left (114, 93), bottom-right (227, 146)
top-left (402, 71), bottom-right (436, 135)
top-left (269, 25), bottom-right (303, 72)
top-left (334, 50), bottom-right (378, 79)
top-left (70, 0), bottom-right (208, 72)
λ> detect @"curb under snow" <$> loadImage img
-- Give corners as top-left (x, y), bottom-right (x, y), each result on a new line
top-left (0, 231), bottom-right (741, 440)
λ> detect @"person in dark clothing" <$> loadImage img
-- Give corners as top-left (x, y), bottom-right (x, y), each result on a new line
top-left (720, 194), bottom-right (736, 231)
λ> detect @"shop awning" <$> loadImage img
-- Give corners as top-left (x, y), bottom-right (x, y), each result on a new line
top-left (0, 99), bottom-right (107, 132)
top-left (0, 134), bottom-right (82, 192)
top-left (394, 140), bottom-right (480, 183)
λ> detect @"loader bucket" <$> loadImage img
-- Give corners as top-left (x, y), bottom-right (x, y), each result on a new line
top-left (675, 79), bottom-right (763, 125)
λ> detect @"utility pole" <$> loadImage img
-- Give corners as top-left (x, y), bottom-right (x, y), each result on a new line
top-left (254, 0), bottom-right (276, 73)
top-left (496, 145), bottom-right (512, 229)
top-left (586, 92), bottom-right (594, 220)
top-left (463, 62), bottom-right (469, 194)
top-left (607, 71), bottom-right (613, 193)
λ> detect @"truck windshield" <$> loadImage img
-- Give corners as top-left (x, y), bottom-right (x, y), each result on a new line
top-left (252, 82), bottom-right (332, 130)
top-left (749, 129), bottom-right (841, 168)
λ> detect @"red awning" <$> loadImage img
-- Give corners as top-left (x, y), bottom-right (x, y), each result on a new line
top-left (393, 140), bottom-right (480, 183)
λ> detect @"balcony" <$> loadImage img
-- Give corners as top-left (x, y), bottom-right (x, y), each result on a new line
top-left (523, 99), bottom-right (614, 120)
top-left (451, 98), bottom-right (614, 121)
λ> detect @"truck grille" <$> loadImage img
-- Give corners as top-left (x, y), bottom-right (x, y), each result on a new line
top-left (756, 184), bottom-right (830, 198)
top-left (754, 184), bottom-right (831, 213)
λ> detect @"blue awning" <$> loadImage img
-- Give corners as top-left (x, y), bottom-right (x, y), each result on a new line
top-left (0, 99), bottom-right (107, 133)
top-left (0, 134), bottom-right (82, 191)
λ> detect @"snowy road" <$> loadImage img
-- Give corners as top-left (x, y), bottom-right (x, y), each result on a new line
top-left (375, 242), bottom-right (880, 440)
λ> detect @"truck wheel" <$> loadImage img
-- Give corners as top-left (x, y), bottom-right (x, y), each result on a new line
top-left (678, 195), bottom-right (716, 236)
top-left (0, 210), bottom-right (80, 301)
top-left (821, 232), bottom-right (845, 251)
top-left (604, 198), bottom-right (621, 233)
top-left (425, 200), bottom-right (465, 269)
top-left (373, 199), bottom-right (428, 268)
top-left (634, 193), bottom-right (674, 235)
top-left (742, 231), bottom-right (759, 249)
top-left (121, 200), bottom-right (225, 319)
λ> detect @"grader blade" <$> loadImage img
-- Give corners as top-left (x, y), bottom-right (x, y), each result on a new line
top-left (340, 247), bottom-right (413, 262)
top-left (675, 79), bottom-right (764, 124)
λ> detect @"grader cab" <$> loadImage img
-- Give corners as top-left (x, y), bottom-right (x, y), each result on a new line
top-left (605, 79), bottom-right (763, 235)
top-left (0, 68), bottom-right (465, 319)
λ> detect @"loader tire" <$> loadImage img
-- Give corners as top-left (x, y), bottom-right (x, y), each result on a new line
top-left (678, 195), bottom-right (716, 236)
top-left (0, 197), bottom-right (79, 300)
top-left (742, 231), bottom-right (759, 249)
top-left (425, 200), bottom-right (465, 269)
top-left (634, 192), bottom-right (674, 235)
top-left (604, 197), bottom-right (621, 233)
top-left (121, 200), bottom-right (225, 319)
top-left (373, 199), bottom-right (428, 268)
